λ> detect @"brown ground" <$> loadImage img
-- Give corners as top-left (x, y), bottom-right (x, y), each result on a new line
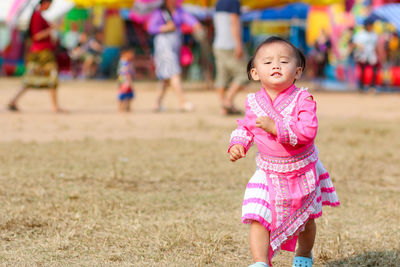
top-left (0, 78), bottom-right (399, 266)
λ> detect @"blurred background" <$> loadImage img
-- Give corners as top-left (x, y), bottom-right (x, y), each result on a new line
top-left (0, 0), bottom-right (399, 91)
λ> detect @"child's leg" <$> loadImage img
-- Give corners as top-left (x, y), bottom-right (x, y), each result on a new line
top-left (155, 80), bottom-right (168, 110)
top-left (49, 87), bottom-right (61, 112)
top-left (169, 74), bottom-right (187, 107)
top-left (250, 221), bottom-right (270, 264)
top-left (295, 219), bottom-right (316, 258)
top-left (118, 100), bottom-right (125, 112)
top-left (8, 85), bottom-right (29, 110)
top-left (126, 99), bottom-right (131, 112)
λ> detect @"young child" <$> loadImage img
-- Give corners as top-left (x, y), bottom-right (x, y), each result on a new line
top-left (117, 46), bottom-right (135, 112)
top-left (228, 36), bottom-right (340, 267)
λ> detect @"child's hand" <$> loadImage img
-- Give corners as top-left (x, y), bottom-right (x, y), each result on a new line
top-left (256, 116), bottom-right (277, 135)
top-left (163, 20), bottom-right (176, 32)
top-left (229, 144), bottom-right (246, 162)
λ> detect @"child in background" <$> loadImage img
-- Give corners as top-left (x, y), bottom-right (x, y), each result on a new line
top-left (117, 46), bottom-right (135, 112)
top-left (228, 36), bottom-right (339, 267)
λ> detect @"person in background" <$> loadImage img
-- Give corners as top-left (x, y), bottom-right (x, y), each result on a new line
top-left (62, 22), bottom-right (80, 52)
top-left (117, 45), bottom-right (135, 112)
top-left (213, 0), bottom-right (248, 115)
top-left (7, 0), bottom-right (62, 112)
top-left (352, 19), bottom-right (379, 92)
top-left (81, 29), bottom-right (103, 78)
top-left (313, 29), bottom-right (331, 79)
top-left (69, 31), bottom-right (88, 78)
top-left (147, 0), bottom-right (203, 112)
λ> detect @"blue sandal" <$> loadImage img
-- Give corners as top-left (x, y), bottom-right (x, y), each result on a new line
top-left (248, 262), bottom-right (269, 267)
top-left (292, 253), bottom-right (313, 267)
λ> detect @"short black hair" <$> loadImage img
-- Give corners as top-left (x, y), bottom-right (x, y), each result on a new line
top-left (40, 0), bottom-right (52, 4)
top-left (363, 18), bottom-right (374, 27)
top-left (246, 36), bottom-right (306, 80)
top-left (120, 45), bottom-right (134, 54)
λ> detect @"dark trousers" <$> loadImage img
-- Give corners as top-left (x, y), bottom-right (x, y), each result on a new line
top-left (358, 62), bottom-right (378, 91)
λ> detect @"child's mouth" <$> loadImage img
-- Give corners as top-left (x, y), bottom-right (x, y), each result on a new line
top-left (271, 72), bottom-right (282, 77)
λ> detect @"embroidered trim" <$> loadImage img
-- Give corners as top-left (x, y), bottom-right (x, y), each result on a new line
top-left (275, 86), bottom-right (299, 113)
top-left (270, 190), bottom-right (316, 251)
top-left (283, 116), bottom-right (298, 146)
top-left (280, 87), bottom-right (308, 146)
top-left (229, 129), bottom-right (254, 152)
top-left (280, 87), bottom-right (308, 116)
top-left (247, 87), bottom-right (309, 147)
top-left (256, 145), bottom-right (318, 173)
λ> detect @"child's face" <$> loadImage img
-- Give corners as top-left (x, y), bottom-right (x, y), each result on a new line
top-left (122, 50), bottom-right (134, 61)
top-left (250, 42), bottom-right (302, 91)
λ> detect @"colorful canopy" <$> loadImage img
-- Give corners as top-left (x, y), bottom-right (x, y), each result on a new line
top-left (70, 0), bottom-right (134, 8)
top-left (69, 0), bottom-right (344, 9)
top-left (241, 3), bottom-right (309, 22)
top-left (183, 0), bottom-right (344, 9)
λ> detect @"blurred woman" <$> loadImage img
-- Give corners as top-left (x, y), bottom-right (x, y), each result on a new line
top-left (147, 0), bottom-right (203, 112)
top-left (8, 0), bottom-right (62, 112)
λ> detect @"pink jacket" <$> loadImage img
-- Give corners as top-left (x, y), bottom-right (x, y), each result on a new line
top-left (229, 84), bottom-right (319, 172)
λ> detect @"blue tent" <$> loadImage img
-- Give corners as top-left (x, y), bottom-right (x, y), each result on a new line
top-left (241, 3), bottom-right (309, 22)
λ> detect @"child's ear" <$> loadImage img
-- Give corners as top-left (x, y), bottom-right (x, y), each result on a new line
top-left (294, 67), bottom-right (303, 80)
top-left (250, 68), bottom-right (260, 81)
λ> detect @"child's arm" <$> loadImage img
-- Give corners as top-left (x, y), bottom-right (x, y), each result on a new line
top-left (256, 94), bottom-right (318, 147)
top-left (228, 98), bottom-right (255, 160)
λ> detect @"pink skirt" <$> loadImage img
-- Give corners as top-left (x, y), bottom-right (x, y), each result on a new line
top-left (241, 159), bottom-right (339, 263)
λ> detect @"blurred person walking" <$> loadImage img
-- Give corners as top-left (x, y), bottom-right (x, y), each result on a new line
top-left (7, 0), bottom-right (62, 112)
top-left (213, 0), bottom-right (248, 115)
top-left (147, 0), bottom-right (203, 112)
top-left (352, 19), bottom-right (379, 92)
top-left (313, 29), bottom-right (331, 80)
top-left (81, 29), bottom-right (103, 78)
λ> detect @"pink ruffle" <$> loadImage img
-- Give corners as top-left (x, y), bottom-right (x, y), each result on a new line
top-left (242, 213), bottom-right (271, 231)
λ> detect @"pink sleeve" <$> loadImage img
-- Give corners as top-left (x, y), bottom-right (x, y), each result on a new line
top-left (275, 93), bottom-right (318, 146)
top-left (228, 99), bottom-right (255, 153)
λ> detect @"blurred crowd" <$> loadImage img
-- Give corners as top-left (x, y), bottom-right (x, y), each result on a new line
top-left (307, 19), bottom-right (399, 91)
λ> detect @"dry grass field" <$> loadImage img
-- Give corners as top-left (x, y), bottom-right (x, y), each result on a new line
top-left (0, 78), bottom-right (399, 266)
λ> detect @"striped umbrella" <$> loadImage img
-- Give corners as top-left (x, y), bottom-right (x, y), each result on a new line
top-left (372, 3), bottom-right (400, 34)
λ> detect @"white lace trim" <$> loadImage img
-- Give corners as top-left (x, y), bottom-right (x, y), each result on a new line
top-left (255, 148), bottom-right (318, 173)
top-left (247, 93), bottom-right (268, 117)
top-left (230, 129), bottom-right (252, 142)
